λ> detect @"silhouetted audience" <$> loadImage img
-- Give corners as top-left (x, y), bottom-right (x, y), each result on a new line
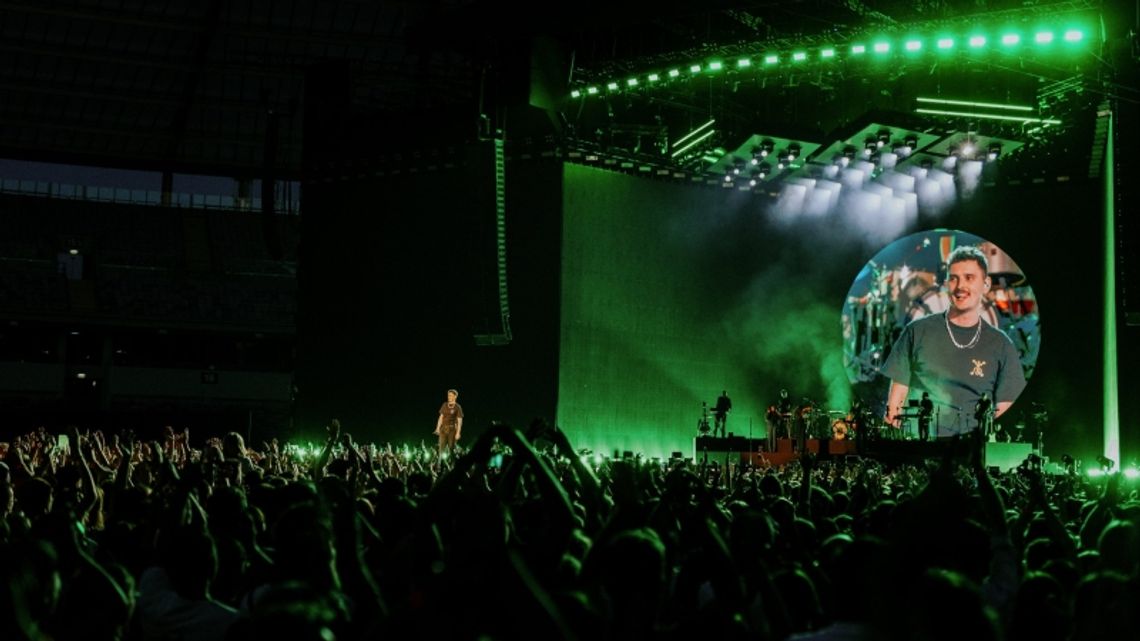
top-left (1, 421), bottom-right (1137, 641)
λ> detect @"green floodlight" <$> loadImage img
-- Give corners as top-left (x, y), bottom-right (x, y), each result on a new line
top-left (821, 48), bottom-right (836, 58)
top-left (1035, 31), bottom-right (1054, 44)
top-left (792, 51), bottom-right (807, 61)
top-left (851, 44), bottom-right (866, 54)
top-left (737, 58), bottom-right (751, 68)
top-left (571, 89), bottom-right (581, 98)
top-left (708, 61), bottom-right (723, 71)
top-left (905, 40), bottom-right (922, 52)
top-left (627, 78), bottom-right (638, 87)
top-left (1125, 467), bottom-right (1140, 480)
top-left (915, 107), bottom-right (1061, 125)
top-left (764, 54), bottom-right (779, 64)
top-left (1063, 29), bottom-right (1084, 42)
top-left (937, 37), bottom-right (954, 49)
top-left (671, 118), bottom-right (716, 150)
top-left (969, 35), bottom-right (987, 48)
top-left (1088, 468), bottom-right (1105, 478)
top-left (671, 128), bottom-right (717, 158)
top-left (587, 86), bottom-right (599, 95)
top-left (917, 96), bottom-right (1033, 112)
top-left (648, 73), bottom-right (659, 82)
top-left (668, 69), bottom-right (680, 78)
top-left (607, 81), bottom-right (619, 91)
top-left (1001, 33), bottom-right (1021, 46)
top-left (690, 64), bottom-right (702, 73)
top-left (873, 41), bottom-right (890, 53)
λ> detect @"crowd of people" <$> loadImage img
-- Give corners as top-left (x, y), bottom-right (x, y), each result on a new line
top-left (1, 419), bottom-right (1137, 641)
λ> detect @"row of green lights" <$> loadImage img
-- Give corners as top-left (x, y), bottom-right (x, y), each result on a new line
top-left (571, 28), bottom-right (1088, 98)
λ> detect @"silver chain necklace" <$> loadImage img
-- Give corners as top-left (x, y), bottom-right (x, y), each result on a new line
top-left (944, 311), bottom-right (982, 349)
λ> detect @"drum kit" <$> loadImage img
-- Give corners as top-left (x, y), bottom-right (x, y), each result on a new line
top-left (764, 398), bottom-right (862, 441)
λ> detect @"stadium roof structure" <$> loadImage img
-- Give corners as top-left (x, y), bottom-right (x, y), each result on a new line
top-left (0, 0), bottom-right (1112, 178)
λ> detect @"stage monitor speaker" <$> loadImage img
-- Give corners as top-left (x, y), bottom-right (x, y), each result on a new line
top-left (985, 442), bottom-right (1034, 472)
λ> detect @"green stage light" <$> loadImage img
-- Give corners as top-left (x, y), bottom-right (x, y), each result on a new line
top-left (1001, 33), bottom-right (1020, 45)
top-left (969, 35), bottom-right (986, 47)
top-left (571, 90), bottom-right (581, 98)
top-left (905, 40), bottom-right (922, 51)
top-left (648, 73), bottom-right (659, 82)
top-left (1035, 31), bottom-right (1054, 44)
top-left (916, 96), bottom-right (1033, 111)
top-left (873, 42), bottom-right (890, 53)
top-left (851, 44), bottom-right (866, 54)
top-left (668, 69), bottom-right (680, 77)
top-left (915, 107), bottom-right (1060, 124)
top-left (737, 58), bottom-right (751, 68)
top-left (690, 64), bottom-right (702, 73)
top-left (670, 129), bottom-right (717, 158)
top-left (587, 86), bottom-right (599, 95)
top-left (1064, 29), bottom-right (1084, 42)
top-left (937, 37), bottom-right (954, 49)
top-left (671, 118), bottom-right (716, 150)
top-left (793, 51), bottom-right (807, 61)
top-left (764, 54), bottom-right (779, 64)
top-left (607, 82), bottom-right (618, 90)
top-left (708, 61), bottom-right (723, 71)
top-left (1088, 468), bottom-right (1105, 478)
top-left (627, 78), bottom-right (638, 87)
top-left (1104, 112), bottom-right (1121, 477)
top-left (1125, 467), bottom-right (1140, 480)
top-left (821, 48), bottom-right (836, 58)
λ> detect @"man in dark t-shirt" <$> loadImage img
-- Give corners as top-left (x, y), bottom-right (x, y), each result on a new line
top-left (713, 391), bottom-right (732, 437)
top-left (882, 246), bottom-right (1026, 436)
top-left (434, 388), bottom-right (464, 453)
top-left (918, 392), bottom-right (934, 441)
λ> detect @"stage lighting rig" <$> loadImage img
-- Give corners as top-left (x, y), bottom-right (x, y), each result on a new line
top-left (708, 134), bottom-right (820, 189)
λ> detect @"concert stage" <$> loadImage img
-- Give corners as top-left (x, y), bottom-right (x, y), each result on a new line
top-left (694, 435), bottom-right (1034, 471)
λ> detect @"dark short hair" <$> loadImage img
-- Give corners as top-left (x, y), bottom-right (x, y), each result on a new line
top-left (947, 245), bottom-right (989, 278)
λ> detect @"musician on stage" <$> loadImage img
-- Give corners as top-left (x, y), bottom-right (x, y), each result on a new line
top-left (713, 390), bottom-right (732, 437)
top-left (433, 388), bottom-right (464, 453)
top-left (767, 388), bottom-right (794, 439)
top-left (918, 391), bottom-right (934, 441)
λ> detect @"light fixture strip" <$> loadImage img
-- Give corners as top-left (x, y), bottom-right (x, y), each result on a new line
top-left (570, 24), bottom-right (1090, 99)
top-left (670, 129), bottom-right (717, 158)
top-left (916, 96), bottom-right (1034, 112)
top-left (671, 119), bottom-right (716, 148)
top-left (914, 108), bottom-right (1060, 125)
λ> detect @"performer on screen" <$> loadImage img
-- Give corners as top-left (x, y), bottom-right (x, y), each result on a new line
top-left (881, 246), bottom-right (1026, 436)
top-left (713, 390), bottom-right (732, 437)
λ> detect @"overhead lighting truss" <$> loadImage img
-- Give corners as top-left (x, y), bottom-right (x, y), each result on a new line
top-left (709, 135), bottom-right (822, 189)
top-left (568, 11), bottom-right (1096, 100)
